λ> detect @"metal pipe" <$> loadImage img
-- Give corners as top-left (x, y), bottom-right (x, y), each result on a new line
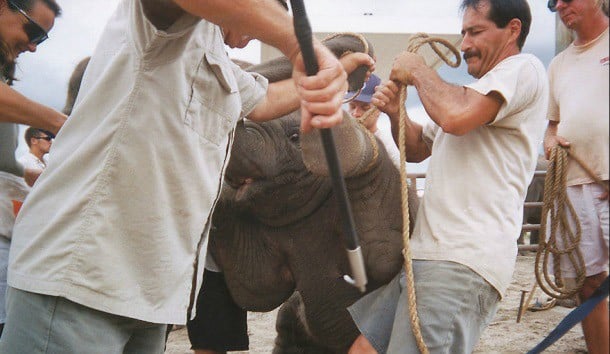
top-left (290, 0), bottom-right (367, 292)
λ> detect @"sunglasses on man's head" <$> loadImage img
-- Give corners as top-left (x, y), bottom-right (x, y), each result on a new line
top-left (8, 0), bottom-right (49, 45)
top-left (34, 136), bottom-right (52, 141)
top-left (547, 0), bottom-right (573, 12)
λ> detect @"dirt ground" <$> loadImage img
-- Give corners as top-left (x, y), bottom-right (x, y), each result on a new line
top-left (166, 252), bottom-right (591, 353)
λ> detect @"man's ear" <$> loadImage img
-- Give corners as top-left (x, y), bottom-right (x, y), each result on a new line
top-left (508, 18), bottom-right (522, 44)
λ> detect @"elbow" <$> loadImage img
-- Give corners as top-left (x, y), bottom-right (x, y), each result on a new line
top-left (438, 118), bottom-right (468, 136)
top-left (438, 110), bottom-right (472, 136)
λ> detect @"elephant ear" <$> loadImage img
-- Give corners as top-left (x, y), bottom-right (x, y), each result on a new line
top-left (245, 32), bottom-right (374, 92)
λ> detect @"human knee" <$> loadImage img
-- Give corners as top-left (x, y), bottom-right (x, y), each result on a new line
top-left (348, 334), bottom-right (378, 354)
top-left (580, 272), bottom-right (608, 300)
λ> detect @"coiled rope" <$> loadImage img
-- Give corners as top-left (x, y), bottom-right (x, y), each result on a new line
top-left (356, 33), bottom-right (460, 354)
top-left (535, 146), bottom-right (609, 300)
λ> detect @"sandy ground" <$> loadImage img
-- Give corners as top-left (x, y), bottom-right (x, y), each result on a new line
top-left (166, 252), bottom-right (591, 353)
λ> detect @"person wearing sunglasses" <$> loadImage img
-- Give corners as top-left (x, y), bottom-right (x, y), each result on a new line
top-left (17, 127), bottom-right (53, 171)
top-left (542, 1), bottom-right (609, 353)
top-left (0, 0), bottom-right (64, 339)
top-left (0, 0), bottom-right (360, 352)
top-left (0, 0), bottom-right (65, 131)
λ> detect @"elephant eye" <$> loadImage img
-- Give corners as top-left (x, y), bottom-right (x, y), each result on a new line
top-left (289, 132), bottom-right (300, 143)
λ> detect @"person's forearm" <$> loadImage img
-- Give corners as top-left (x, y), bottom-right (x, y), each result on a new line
top-left (409, 66), bottom-right (471, 133)
top-left (0, 83), bottom-right (66, 135)
top-left (247, 79), bottom-right (300, 122)
top-left (173, 0), bottom-right (300, 60)
top-left (388, 111), bottom-right (430, 163)
top-left (544, 120), bottom-right (559, 140)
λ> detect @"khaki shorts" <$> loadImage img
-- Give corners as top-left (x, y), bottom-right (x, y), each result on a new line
top-left (0, 288), bottom-right (167, 354)
top-left (348, 260), bottom-right (500, 354)
top-left (547, 183), bottom-right (609, 278)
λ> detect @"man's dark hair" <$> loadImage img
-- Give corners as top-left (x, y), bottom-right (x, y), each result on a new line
top-left (460, 0), bottom-right (531, 50)
top-left (0, 45), bottom-right (15, 85)
top-left (2, 0), bottom-right (62, 83)
top-left (9, 0), bottom-right (62, 16)
top-left (63, 56), bottom-right (90, 115)
top-left (24, 127), bottom-right (45, 148)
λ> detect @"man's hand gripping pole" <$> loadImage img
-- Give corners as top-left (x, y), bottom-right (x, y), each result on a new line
top-left (290, 0), bottom-right (367, 293)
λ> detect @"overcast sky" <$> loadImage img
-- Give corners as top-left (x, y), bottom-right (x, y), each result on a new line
top-left (12, 0), bottom-right (558, 161)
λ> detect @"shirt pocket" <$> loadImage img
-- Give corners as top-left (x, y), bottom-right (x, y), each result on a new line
top-left (184, 52), bottom-right (241, 146)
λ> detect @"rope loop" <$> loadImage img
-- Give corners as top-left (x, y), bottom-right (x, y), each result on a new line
top-left (535, 146), bottom-right (586, 300)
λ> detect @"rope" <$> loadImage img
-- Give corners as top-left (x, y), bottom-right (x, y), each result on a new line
top-left (534, 146), bottom-right (587, 300)
top-left (354, 33), bottom-right (461, 354)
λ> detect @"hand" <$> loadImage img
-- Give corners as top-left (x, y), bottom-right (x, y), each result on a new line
top-left (543, 135), bottom-right (570, 160)
top-left (389, 52), bottom-right (426, 85)
top-left (291, 42), bottom-right (348, 133)
top-left (24, 168), bottom-right (43, 187)
top-left (338, 52), bottom-right (375, 77)
top-left (372, 80), bottom-right (403, 118)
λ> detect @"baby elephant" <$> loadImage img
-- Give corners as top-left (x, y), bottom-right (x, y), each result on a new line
top-left (208, 34), bottom-right (418, 354)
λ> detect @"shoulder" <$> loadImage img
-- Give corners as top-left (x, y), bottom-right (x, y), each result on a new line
top-left (497, 53), bottom-right (545, 76)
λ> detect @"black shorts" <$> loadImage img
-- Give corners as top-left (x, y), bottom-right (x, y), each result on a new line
top-left (187, 269), bottom-right (249, 351)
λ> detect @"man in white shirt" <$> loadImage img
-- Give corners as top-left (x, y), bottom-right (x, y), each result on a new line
top-left (1, 0), bottom-right (351, 352)
top-left (543, 0), bottom-right (609, 352)
top-left (348, 0), bottom-right (548, 352)
top-left (17, 127), bottom-right (52, 171)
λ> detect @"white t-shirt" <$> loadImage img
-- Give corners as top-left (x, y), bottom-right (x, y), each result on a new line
top-left (17, 152), bottom-right (47, 170)
top-left (374, 123), bottom-right (401, 170)
top-left (411, 54), bottom-right (548, 297)
top-left (547, 28), bottom-right (609, 186)
top-left (9, 0), bottom-right (267, 324)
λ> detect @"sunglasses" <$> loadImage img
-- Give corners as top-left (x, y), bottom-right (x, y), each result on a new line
top-left (8, 0), bottom-right (49, 45)
top-left (547, 0), bottom-right (573, 12)
top-left (34, 136), bottom-right (52, 141)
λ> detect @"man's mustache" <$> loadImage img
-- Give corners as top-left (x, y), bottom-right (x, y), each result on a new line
top-left (463, 51), bottom-right (480, 61)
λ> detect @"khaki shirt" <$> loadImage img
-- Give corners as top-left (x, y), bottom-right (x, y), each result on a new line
top-left (9, 0), bottom-right (267, 324)
top-left (547, 28), bottom-right (609, 186)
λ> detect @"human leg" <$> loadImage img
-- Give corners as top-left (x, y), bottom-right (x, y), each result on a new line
top-left (348, 334), bottom-right (378, 354)
top-left (385, 261), bottom-right (500, 354)
top-left (348, 272), bottom-right (402, 353)
top-left (0, 287), bottom-right (166, 354)
top-left (579, 184), bottom-right (609, 354)
top-left (187, 269), bottom-right (248, 354)
top-left (557, 184), bottom-right (609, 354)
top-left (579, 271), bottom-right (609, 354)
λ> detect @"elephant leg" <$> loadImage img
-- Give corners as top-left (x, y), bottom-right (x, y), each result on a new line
top-left (273, 293), bottom-right (339, 354)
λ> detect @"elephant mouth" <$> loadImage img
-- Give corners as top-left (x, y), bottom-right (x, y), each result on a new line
top-left (234, 177), bottom-right (254, 201)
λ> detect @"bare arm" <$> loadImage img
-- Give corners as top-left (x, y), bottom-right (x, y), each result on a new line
top-left (390, 52), bottom-right (503, 136)
top-left (248, 52), bottom-right (374, 122)
top-left (543, 120), bottom-right (570, 160)
top-left (0, 82), bottom-right (66, 135)
top-left (373, 80), bottom-right (430, 162)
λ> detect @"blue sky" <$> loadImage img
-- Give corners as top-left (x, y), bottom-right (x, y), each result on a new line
top-left (12, 0), bottom-right (558, 162)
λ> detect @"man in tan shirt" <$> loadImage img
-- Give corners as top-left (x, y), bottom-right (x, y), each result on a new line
top-left (543, 0), bottom-right (609, 353)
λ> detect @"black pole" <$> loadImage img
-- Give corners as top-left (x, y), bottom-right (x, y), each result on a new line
top-left (290, 0), bottom-right (367, 292)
